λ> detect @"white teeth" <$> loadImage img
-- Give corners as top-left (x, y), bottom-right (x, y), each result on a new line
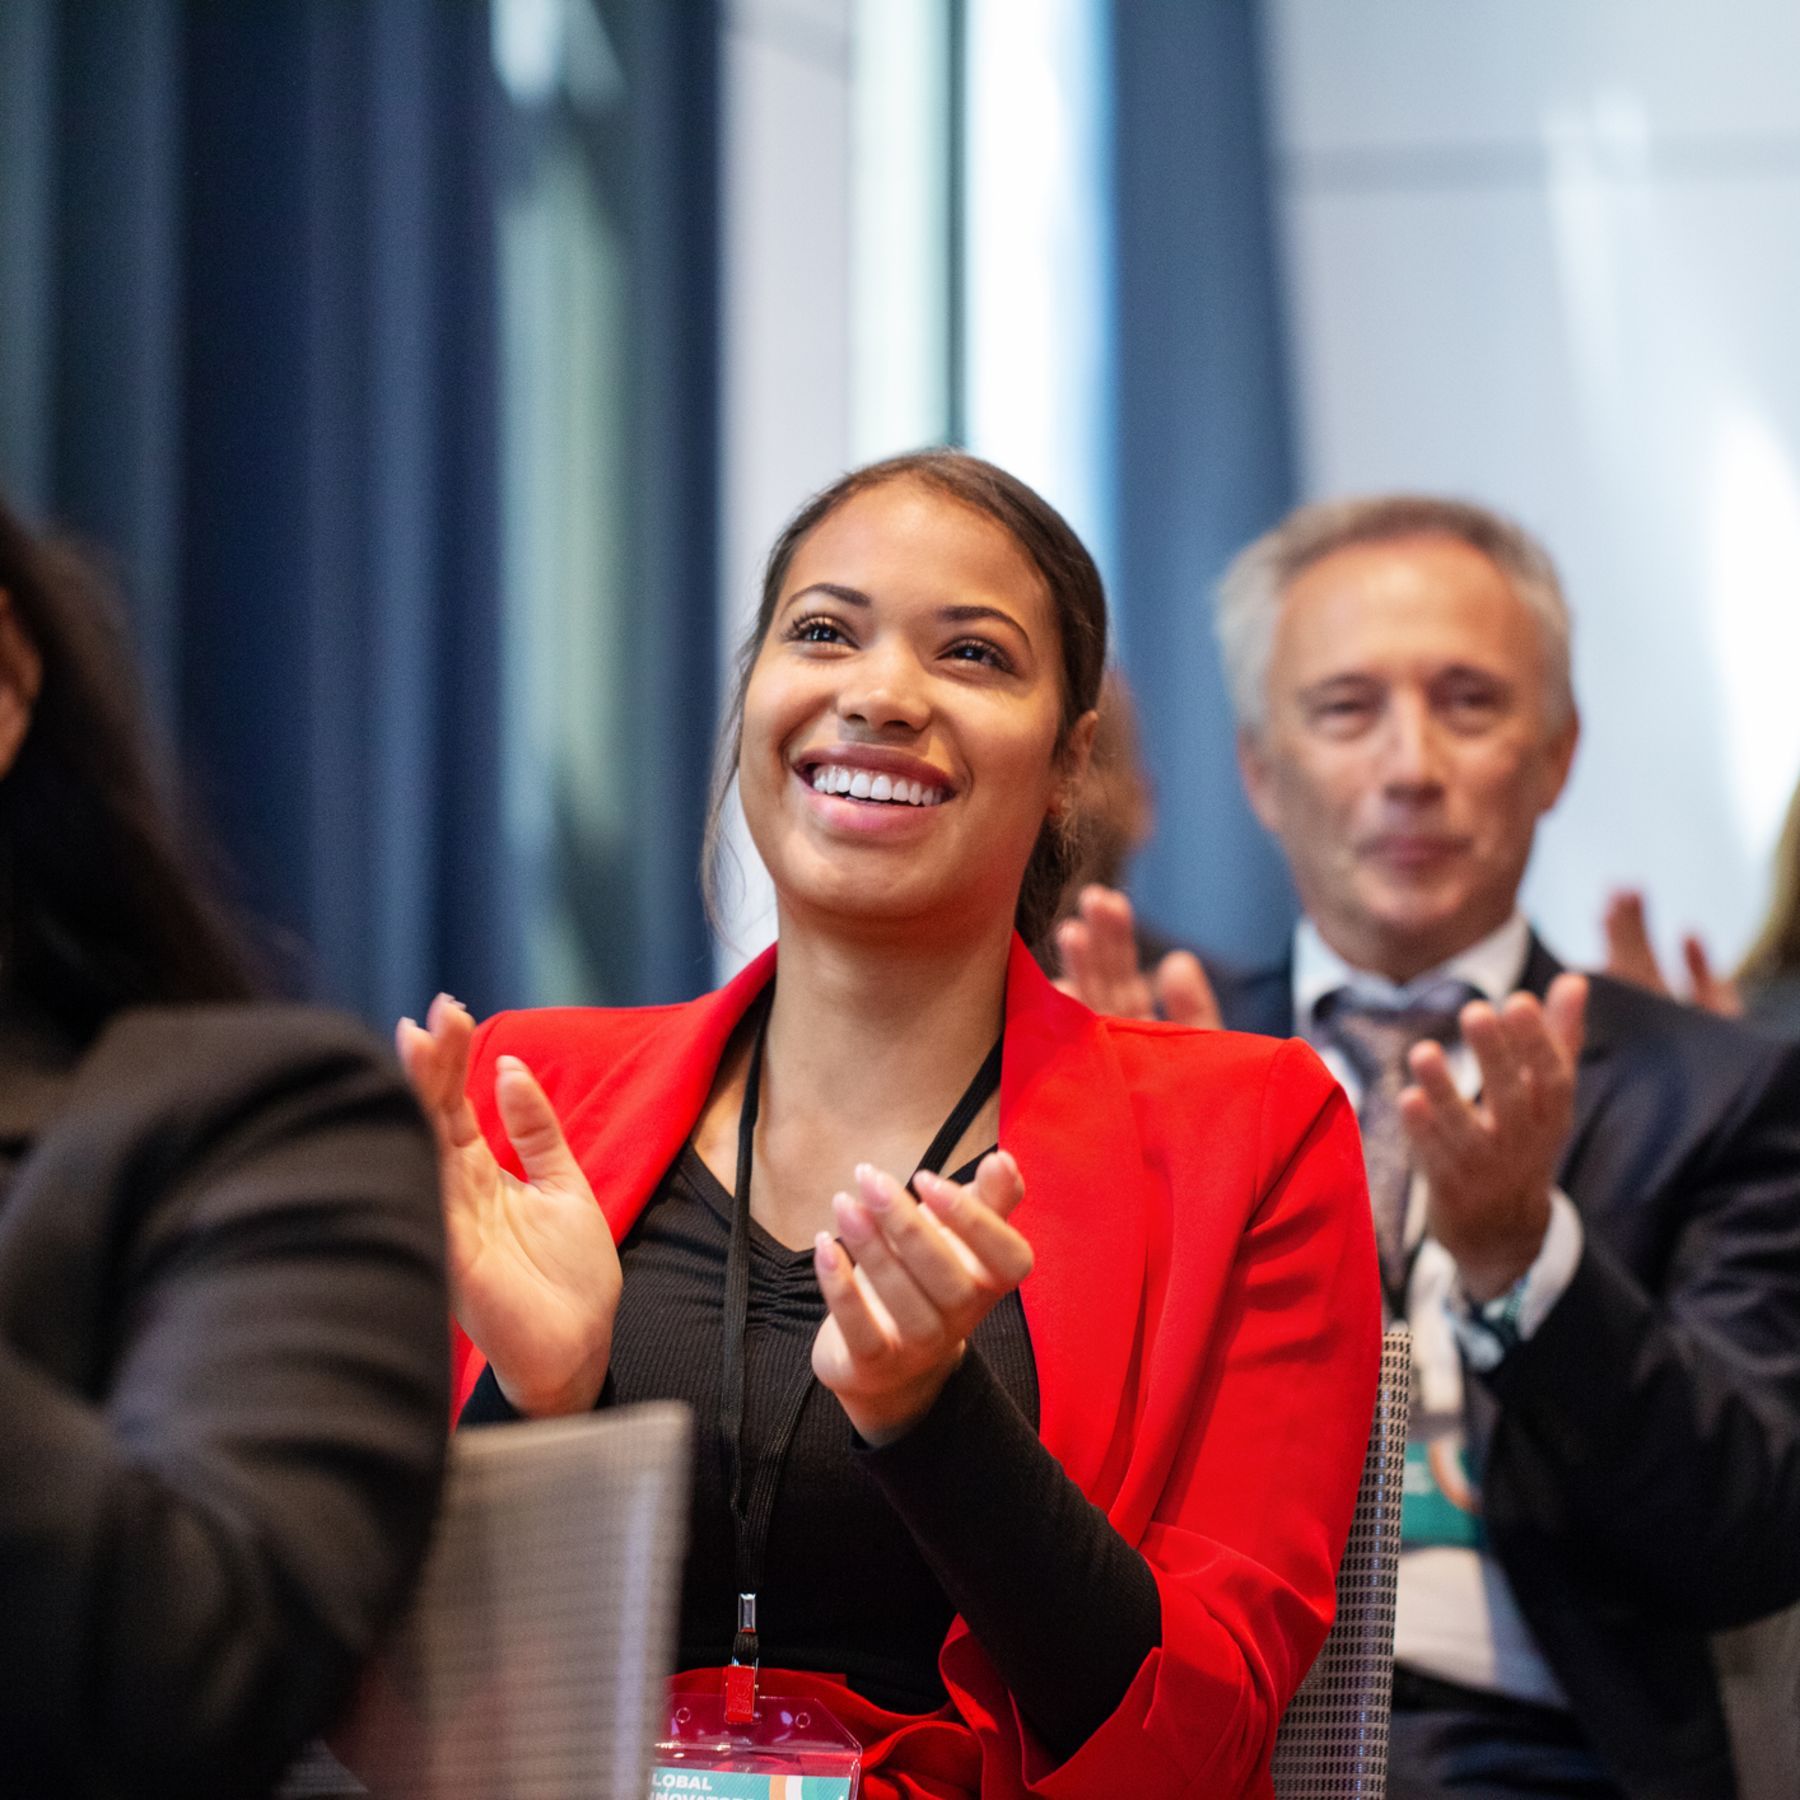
top-left (806, 763), bottom-right (949, 806)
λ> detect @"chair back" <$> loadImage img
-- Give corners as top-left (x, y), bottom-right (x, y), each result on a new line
top-left (1271, 1324), bottom-right (1410, 1799)
top-left (289, 1402), bottom-right (691, 1800)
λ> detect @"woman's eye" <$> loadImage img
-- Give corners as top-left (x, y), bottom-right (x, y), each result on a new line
top-left (946, 638), bottom-right (1012, 671)
top-left (787, 615), bottom-right (849, 646)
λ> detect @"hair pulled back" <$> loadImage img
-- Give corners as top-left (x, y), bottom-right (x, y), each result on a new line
top-left (706, 449), bottom-right (1108, 949)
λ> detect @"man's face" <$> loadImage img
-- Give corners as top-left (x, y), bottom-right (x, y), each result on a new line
top-left (1239, 533), bottom-right (1579, 983)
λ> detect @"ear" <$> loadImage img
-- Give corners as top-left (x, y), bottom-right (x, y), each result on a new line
top-left (1537, 708), bottom-right (1580, 813)
top-left (0, 589), bottom-right (42, 780)
top-left (1049, 708), bottom-right (1100, 817)
top-left (1236, 725), bottom-right (1282, 834)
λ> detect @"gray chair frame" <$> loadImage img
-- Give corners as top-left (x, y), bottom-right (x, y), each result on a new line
top-left (1272, 1323), bottom-right (1411, 1799)
top-left (285, 1402), bottom-right (691, 1800)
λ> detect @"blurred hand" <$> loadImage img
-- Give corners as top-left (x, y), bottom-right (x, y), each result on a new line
top-left (1400, 974), bottom-right (1588, 1303)
top-left (1602, 890), bottom-right (1743, 1017)
top-left (811, 1150), bottom-right (1034, 1446)
top-left (397, 994), bottom-right (621, 1416)
top-left (1054, 884), bottom-right (1222, 1030)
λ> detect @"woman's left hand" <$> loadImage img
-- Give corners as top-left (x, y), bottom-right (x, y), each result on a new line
top-left (811, 1149), bottom-right (1034, 1447)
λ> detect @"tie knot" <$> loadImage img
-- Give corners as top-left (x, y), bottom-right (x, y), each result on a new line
top-left (1317, 981), bottom-right (1479, 1087)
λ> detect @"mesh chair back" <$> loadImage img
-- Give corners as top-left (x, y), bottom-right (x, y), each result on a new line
top-left (1271, 1324), bottom-right (1410, 1800)
top-left (291, 1402), bottom-right (690, 1800)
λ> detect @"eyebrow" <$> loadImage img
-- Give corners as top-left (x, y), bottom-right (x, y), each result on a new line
top-left (784, 584), bottom-right (1032, 638)
top-left (1296, 664), bottom-right (1515, 700)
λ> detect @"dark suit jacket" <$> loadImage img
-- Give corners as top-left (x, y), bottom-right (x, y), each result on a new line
top-left (0, 1002), bottom-right (449, 1799)
top-left (1209, 937), bottom-right (1800, 1800)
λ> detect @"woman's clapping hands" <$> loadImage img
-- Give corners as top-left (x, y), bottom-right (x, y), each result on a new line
top-left (811, 1150), bottom-right (1035, 1446)
top-left (397, 995), bottom-right (620, 1417)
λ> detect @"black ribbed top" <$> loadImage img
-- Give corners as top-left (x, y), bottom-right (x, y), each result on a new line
top-left (464, 1142), bottom-right (1159, 1758)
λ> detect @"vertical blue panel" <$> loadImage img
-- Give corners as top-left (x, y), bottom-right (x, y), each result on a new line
top-left (52, 0), bottom-right (185, 722)
top-left (620, 0), bottom-right (721, 1002)
top-left (178, 2), bottom-right (319, 972)
top-left (1109, 0), bottom-right (1298, 966)
top-left (0, 1), bottom-right (58, 515)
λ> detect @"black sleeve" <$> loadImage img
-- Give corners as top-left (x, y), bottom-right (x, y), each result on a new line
top-left (0, 1007), bottom-right (450, 1800)
top-left (858, 1347), bottom-right (1161, 1761)
top-left (461, 1363), bottom-right (618, 1425)
top-left (460, 1360), bottom-right (527, 1425)
top-left (1488, 1033), bottom-right (1800, 1628)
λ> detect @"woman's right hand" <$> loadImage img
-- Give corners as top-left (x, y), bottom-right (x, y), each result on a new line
top-left (397, 995), bottom-right (621, 1416)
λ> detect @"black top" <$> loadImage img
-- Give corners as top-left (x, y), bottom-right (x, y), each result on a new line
top-left (465, 1143), bottom-right (1161, 1758)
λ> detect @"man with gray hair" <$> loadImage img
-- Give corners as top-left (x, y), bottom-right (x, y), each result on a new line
top-left (1060, 495), bottom-right (1800, 1800)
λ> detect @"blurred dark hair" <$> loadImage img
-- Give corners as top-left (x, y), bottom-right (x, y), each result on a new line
top-left (1059, 666), bottom-right (1155, 903)
top-left (704, 449), bottom-right (1109, 949)
top-left (1740, 775), bottom-right (1800, 988)
top-left (0, 497), bottom-right (257, 1039)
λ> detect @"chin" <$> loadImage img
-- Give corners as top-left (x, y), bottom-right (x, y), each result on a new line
top-left (1362, 883), bottom-right (1483, 948)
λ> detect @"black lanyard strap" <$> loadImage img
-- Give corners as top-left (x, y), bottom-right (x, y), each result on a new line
top-left (716, 985), bottom-right (1003, 1667)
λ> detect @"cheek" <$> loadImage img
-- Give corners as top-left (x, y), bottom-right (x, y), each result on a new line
top-left (1281, 753), bottom-right (1366, 828)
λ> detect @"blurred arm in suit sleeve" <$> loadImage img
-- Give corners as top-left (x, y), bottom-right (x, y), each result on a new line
top-left (0, 1006), bottom-right (449, 1800)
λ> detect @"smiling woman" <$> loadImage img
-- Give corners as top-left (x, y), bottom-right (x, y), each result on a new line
top-left (399, 450), bottom-right (1380, 1800)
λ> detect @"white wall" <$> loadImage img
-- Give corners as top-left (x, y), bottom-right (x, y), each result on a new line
top-left (716, 0), bottom-right (856, 975)
top-left (714, 0), bottom-right (958, 978)
top-left (1264, 0), bottom-right (1800, 969)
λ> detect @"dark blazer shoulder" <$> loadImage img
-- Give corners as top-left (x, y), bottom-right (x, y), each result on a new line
top-left (1526, 937), bottom-right (1800, 1120)
top-left (1200, 955), bottom-right (1297, 1040)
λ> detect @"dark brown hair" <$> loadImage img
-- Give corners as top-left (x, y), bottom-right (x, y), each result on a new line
top-left (1740, 774), bottom-right (1800, 988)
top-left (0, 496), bottom-right (257, 1038)
top-left (705, 449), bottom-right (1109, 948)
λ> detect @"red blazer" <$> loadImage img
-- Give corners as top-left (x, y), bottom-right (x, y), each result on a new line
top-left (457, 937), bottom-right (1379, 1800)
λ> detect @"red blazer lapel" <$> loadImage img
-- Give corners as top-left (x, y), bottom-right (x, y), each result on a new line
top-left (474, 934), bottom-right (1151, 1502)
top-left (1000, 938), bottom-right (1147, 1505)
top-left (471, 946), bottom-right (776, 1240)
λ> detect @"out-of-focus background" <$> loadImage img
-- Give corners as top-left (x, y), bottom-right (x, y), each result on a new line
top-left (4, 0), bottom-right (1796, 1020)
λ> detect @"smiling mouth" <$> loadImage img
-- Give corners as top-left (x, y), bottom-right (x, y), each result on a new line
top-left (802, 762), bottom-right (948, 808)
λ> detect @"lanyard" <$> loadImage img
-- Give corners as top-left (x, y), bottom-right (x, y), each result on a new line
top-left (717, 986), bottom-right (1003, 1720)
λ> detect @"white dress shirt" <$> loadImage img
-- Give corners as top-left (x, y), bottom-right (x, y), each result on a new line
top-left (1293, 913), bottom-right (1581, 1706)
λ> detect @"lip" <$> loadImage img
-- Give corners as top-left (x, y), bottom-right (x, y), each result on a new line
top-left (1363, 834), bottom-right (1467, 869)
top-left (790, 744), bottom-right (957, 837)
top-left (791, 743), bottom-right (958, 794)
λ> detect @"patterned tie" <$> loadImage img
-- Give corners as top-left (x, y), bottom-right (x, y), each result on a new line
top-left (1318, 983), bottom-right (1478, 1305)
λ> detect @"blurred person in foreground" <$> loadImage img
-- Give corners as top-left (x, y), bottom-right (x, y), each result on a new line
top-left (1602, 769), bottom-right (1800, 1037)
top-left (1060, 495), bottom-right (1800, 1800)
top-left (0, 498), bottom-right (448, 1797)
top-left (400, 450), bottom-right (1379, 1800)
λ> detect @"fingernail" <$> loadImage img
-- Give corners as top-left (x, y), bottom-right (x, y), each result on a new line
top-left (497, 1055), bottom-right (525, 1076)
top-left (857, 1166), bottom-right (892, 1212)
top-left (814, 1232), bottom-right (837, 1270)
top-left (833, 1191), bottom-right (870, 1238)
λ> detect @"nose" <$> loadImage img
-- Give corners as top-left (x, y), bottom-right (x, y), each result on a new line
top-left (1379, 692), bottom-right (1446, 796)
top-left (836, 637), bottom-right (931, 735)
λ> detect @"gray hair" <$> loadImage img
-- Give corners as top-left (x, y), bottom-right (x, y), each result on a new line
top-left (1214, 494), bottom-right (1576, 735)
